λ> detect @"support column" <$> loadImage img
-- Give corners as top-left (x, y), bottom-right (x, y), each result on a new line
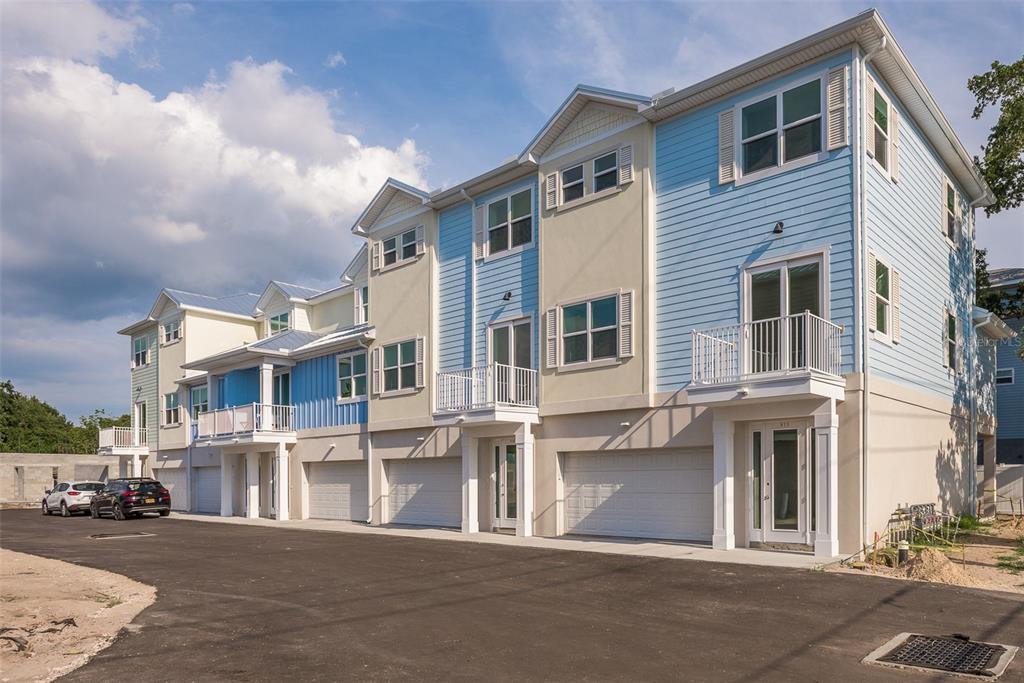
top-left (275, 442), bottom-right (290, 520)
top-left (981, 435), bottom-right (997, 518)
top-left (118, 456), bottom-right (128, 478)
top-left (814, 401), bottom-right (840, 558)
top-left (460, 431), bottom-right (479, 534)
top-left (259, 362), bottom-right (274, 406)
top-left (220, 451), bottom-right (234, 517)
top-left (516, 422), bottom-right (535, 538)
top-left (245, 452), bottom-right (260, 519)
top-left (712, 417), bottom-right (735, 551)
top-left (130, 453), bottom-right (142, 478)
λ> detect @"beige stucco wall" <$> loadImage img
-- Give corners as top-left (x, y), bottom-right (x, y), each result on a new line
top-left (183, 310), bottom-right (259, 366)
top-left (157, 318), bottom-right (188, 450)
top-left (311, 292), bottom-right (355, 332)
top-left (538, 120), bottom-right (652, 411)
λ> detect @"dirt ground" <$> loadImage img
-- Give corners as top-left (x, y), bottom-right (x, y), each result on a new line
top-left (0, 549), bottom-right (155, 682)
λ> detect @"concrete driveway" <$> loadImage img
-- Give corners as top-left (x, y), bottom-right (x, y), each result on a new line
top-left (2, 509), bottom-right (1022, 681)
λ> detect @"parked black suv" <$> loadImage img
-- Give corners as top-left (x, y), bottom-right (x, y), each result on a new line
top-left (90, 478), bottom-right (171, 520)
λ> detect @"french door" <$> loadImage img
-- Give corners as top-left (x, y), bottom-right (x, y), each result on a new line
top-left (746, 257), bottom-right (822, 373)
top-left (272, 372), bottom-right (291, 405)
top-left (494, 442), bottom-right (518, 529)
top-left (750, 422), bottom-right (808, 544)
top-left (490, 319), bottom-right (532, 404)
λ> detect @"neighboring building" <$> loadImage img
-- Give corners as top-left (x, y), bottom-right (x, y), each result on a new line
top-left (104, 10), bottom-right (1008, 557)
top-left (991, 268), bottom-right (1024, 463)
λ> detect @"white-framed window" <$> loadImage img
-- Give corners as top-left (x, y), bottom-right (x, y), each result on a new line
top-left (162, 320), bottom-right (181, 344)
top-left (359, 285), bottom-right (369, 324)
top-left (486, 188), bottom-right (532, 257)
top-left (383, 228), bottom-right (418, 267)
top-left (337, 351), bottom-right (367, 400)
top-left (944, 309), bottom-right (959, 372)
top-left (561, 164), bottom-right (584, 203)
top-left (562, 295), bottom-right (619, 364)
top-left (996, 368), bottom-right (1014, 385)
top-left (269, 312), bottom-right (290, 334)
top-left (869, 84), bottom-right (890, 172)
top-left (739, 77), bottom-right (823, 177)
top-left (133, 337), bottom-right (149, 368)
top-left (163, 392), bottom-right (181, 426)
top-left (383, 340), bottom-right (417, 392)
top-left (592, 151), bottom-right (618, 193)
top-left (874, 259), bottom-right (891, 337)
top-left (189, 386), bottom-right (208, 419)
top-left (945, 180), bottom-right (958, 245)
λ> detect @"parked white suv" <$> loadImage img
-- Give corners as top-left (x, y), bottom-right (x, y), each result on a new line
top-left (42, 481), bottom-right (105, 517)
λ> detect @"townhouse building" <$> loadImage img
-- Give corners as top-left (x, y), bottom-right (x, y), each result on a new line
top-left (990, 268), bottom-right (1023, 464)
top-left (101, 10), bottom-right (1013, 558)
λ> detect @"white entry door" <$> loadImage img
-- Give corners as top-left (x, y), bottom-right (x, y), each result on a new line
top-left (750, 423), bottom-right (809, 544)
top-left (493, 442), bottom-right (518, 529)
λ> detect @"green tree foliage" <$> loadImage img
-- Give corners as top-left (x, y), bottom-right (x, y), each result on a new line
top-left (975, 249), bottom-right (1024, 318)
top-left (0, 380), bottom-right (129, 453)
top-left (968, 57), bottom-right (1024, 215)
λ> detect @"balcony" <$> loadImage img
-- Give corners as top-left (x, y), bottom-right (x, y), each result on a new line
top-left (194, 403), bottom-right (296, 446)
top-left (97, 427), bottom-right (148, 456)
top-left (435, 363), bottom-right (539, 425)
top-left (689, 311), bottom-right (845, 405)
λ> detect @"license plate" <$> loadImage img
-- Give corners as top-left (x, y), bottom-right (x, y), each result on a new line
top-left (145, 498), bottom-right (155, 504)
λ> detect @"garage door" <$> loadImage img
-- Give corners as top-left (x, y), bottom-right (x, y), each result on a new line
top-left (152, 468), bottom-right (187, 510)
top-left (388, 458), bottom-right (461, 527)
top-left (194, 467), bottom-right (221, 514)
top-left (563, 450), bottom-right (713, 541)
top-left (308, 461), bottom-right (368, 521)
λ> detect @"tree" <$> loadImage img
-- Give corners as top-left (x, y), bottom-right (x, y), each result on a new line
top-left (0, 380), bottom-right (129, 453)
top-left (976, 249), bottom-right (1024, 319)
top-left (968, 57), bottom-right (1024, 215)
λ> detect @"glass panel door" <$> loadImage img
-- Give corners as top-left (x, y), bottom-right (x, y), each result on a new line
top-left (273, 372), bottom-right (291, 406)
top-left (491, 320), bottom-right (532, 404)
top-left (758, 424), bottom-right (806, 544)
top-left (771, 429), bottom-right (799, 531)
top-left (787, 262), bottom-right (820, 368)
top-left (493, 443), bottom-right (518, 528)
top-left (750, 269), bottom-right (782, 373)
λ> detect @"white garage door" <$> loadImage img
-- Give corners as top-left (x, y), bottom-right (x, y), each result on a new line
top-left (194, 467), bottom-right (221, 514)
top-left (564, 450), bottom-right (713, 541)
top-left (308, 461), bottom-right (368, 521)
top-left (388, 458), bottom-right (461, 527)
top-left (152, 468), bottom-right (187, 510)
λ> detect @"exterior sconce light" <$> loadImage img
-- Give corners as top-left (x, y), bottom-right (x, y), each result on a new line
top-left (773, 221), bottom-right (784, 235)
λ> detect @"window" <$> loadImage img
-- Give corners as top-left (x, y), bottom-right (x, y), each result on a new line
top-left (269, 312), bottom-right (290, 334)
top-left (562, 296), bottom-right (618, 364)
top-left (163, 392), bottom-right (181, 425)
top-left (133, 337), bottom-right (149, 367)
top-left (382, 228), bottom-right (419, 267)
top-left (996, 368), bottom-right (1014, 385)
top-left (874, 261), bottom-right (890, 336)
top-left (740, 78), bottom-right (822, 176)
top-left (190, 386), bottom-right (208, 419)
top-left (359, 285), bottom-right (369, 324)
top-left (136, 401), bottom-right (147, 431)
top-left (273, 373), bottom-right (291, 406)
top-left (945, 181), bottom-right (958, 244)
top-left (871, 87), bottom-right (889, 171)
top-left (383, 340), bottom-right (417, 392)
top-left (162, 321), bottom-right (181, 344)
top-left (593, 151), bottom-right (618, 193)
top-left (487, 189), bottom-right (532, 256)
top-left (338, 352), bottom-right (367, 400)
top-left (561, 164), bottom-right (584, 203)
top-left (945, 311), bottom-right (958, 372)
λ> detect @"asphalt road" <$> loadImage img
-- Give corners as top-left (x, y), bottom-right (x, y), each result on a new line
top-left (2, 509), bottom-right (1022, 682)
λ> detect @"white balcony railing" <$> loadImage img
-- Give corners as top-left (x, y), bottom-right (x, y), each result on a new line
top-left (195, 403), bottom-right (294, 439)
top-left (98, 426), bottom-right (147, 449)
top-left (436, 363), bottom-right (538, 413)
top-left (692, 311), bottom-right (842, 385)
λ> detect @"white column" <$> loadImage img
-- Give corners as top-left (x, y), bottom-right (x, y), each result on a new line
top-left (119, 456), bottom-right (128, 478)
top-left (712, 417), bottom-right (735, 550)
top-left (516, 422), bottom-right (535, 538)
top-left (274, 442), bottom-right (290, 521)
top-left (220, 451), bottom-right (234, 517)
top-left (245, 452), bottom-right (260, 519)
top-left (461, 431), bottom-right (479, 534)
top-left (131, 453), bottom-right (142, 478)
top-left (260, 362), bottom-right (274, 405)
top-left (814, 401), bottom-right (840, 558)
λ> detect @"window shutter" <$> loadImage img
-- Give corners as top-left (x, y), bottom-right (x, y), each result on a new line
top-left (956, 317), bottom-right (964, 375)
top-left (545, 172), bottom-right (558, 210)
top-left (866, 252), bottom-right (877, 332)
top-left (474, 204), bottom-right (486, 261)
top-left (890, 108), bottom-right (901, 182)
top-left (353, 287), bottom-right (363, 324)
top-left (415, 337), bottom-right (425, 388)
top-left (545, 307), bottom-right (559, 369)
top-left (415, 225), bottom-right (425, 256)
top-left (618, 290), bottom-right (634, 358)
top-left (891, 269), bottom-right (902, 344)
top-left (941, 309), bottom-right (949, 368)
top-left (954, 189), bottom-right (963, 247)
top-left (371, 347), bottom-right (382, 395)
top-left (718, 109), bottom-right (736, 185)
top-left (826, 65), bottom-right (848, 150)
top-left (865, 76), bottom-right (876, 159)
top-left (371, 241), bottom-right (382, 272)
top-left (618, 144), bottom-right (634, 184)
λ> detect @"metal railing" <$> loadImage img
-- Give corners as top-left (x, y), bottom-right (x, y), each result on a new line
top-left (436, 363), bottom-right (538, 412)
top-left (98, 426), bottom-right (148, 449)
top-left (692, 311), bottom-right (842, 385)
top-left (195, 403), bottom-right (294, 438)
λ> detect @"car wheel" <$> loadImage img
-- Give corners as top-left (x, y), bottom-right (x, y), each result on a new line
top-left (159, 510), bottom-right (170, 517)
top-left (60, 501), bottom-right (70, 517)
top-left (113, 504), bottom-right (126, 521)
top-left (42, 501), bottom-right (50, 515)
top-left (90, 505), bottom-right (100, 519)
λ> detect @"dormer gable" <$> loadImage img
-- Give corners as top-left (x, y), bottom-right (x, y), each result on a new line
top-left (351, 178), bottom-right (430, 235)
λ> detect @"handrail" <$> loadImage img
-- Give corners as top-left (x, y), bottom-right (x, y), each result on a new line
top-left (436, 363), bottom-right (538, 412)
top-left (98, 426), bottom-right (147, 449)
top-left (195, 403), bottom-right (295, 438)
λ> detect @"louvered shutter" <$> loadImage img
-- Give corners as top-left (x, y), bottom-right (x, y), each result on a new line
top-left (718, 109), bottom-right (736, 185)
top-left (826, 65), bottom-right (848, 150)
top-left (371, 347), bottom-right (382, 395)
top-left (371, 241), bottom-right (382, 272)
top-left (618, 144), bottom-right (634, 184)
top-left (890, 108), bottom-right (901, 182)
top-left (415, 225), bottom-right (425, 256)
top-left (415, 337), bottom-right (425, 388)
top-left (353, 287), bottom-right (362, 323)
top-left (545, 307), bottom-right (559, 369)
top-left (618, 291), bottom-right (634, 358)
top-left (941, 309), bottom-right (950, 368)
top-left (867, 252), bottom-right (877, 332)
top-left (474, 204), bottom-right (486, 261)
top-left (545, 172), bottom-right (558, 210)
top-left (891, 269), bottom-right (902, 344)
top-left (956, 316), bottom-right (963, 374)
top-left (865, 76), bottom-right (876, 159)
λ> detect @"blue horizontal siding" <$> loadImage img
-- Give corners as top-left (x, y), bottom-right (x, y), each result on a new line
top-left (996, 318), bottom-right (1024, 439)
top-left (654, 52), bottom-right (856, 391)
top-left (438, 202), bottom-right (473, 372)
top-left (291, 353), bottom-right (368, 429)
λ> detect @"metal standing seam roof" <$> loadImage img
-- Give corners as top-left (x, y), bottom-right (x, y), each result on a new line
top-left (162, 289), bottom-right (261, 317)
top-left (248, 329), bottom-right (325, 352)
top-left (990, 268), bottom-right (1024, 288)
top-left (269, 281), bottom-right (327, 301)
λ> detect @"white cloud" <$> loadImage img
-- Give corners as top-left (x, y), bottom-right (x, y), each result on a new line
top-left (325, 51), bottom-right (346, 68)
top-left (172, 3), bottom-right (196, 18)
top-left (0, 0), bottom-right (146, 64)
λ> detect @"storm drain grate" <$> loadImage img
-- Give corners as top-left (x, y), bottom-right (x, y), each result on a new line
top-left (89, 532), bottom-right (155, 540)
top-left (865, 633), bottom-right (1019, 679)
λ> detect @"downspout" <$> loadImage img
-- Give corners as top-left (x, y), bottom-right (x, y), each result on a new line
top-left (355, 336), bottom-right (372, 523)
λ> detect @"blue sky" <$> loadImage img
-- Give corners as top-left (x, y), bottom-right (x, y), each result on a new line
top-left (1, 1), bottom-right (1021, 420)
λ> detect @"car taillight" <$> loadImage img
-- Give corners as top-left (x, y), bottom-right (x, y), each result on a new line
top-left (159, 488), bottom-right (169, 496)
top-left (68, 491), bottom-right (80, 496)
top-left (121, 491), bottom-right (137, 498)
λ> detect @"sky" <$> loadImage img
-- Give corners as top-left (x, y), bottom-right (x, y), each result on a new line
top-left (1, 0), bottom-right (1022, 421)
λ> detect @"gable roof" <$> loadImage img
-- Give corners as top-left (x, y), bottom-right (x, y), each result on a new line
top-left (160, 289), bottom-right (260, 317)
top-left (351, 177), bottom-right (430, 235)
top-left (991, 268), bottom-right (1024, 288)
top-left (182, 323), bottom-right (375, 371)
top-left (249, 329), bottom-right (324, 352)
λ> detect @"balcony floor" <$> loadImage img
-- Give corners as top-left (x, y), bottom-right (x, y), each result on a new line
top-left (687, 369), bottom-right (846, 407)
top-left (433, 404), bottom-right (540, 427)
top-left (193, 432), bottom-right (297, 449)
